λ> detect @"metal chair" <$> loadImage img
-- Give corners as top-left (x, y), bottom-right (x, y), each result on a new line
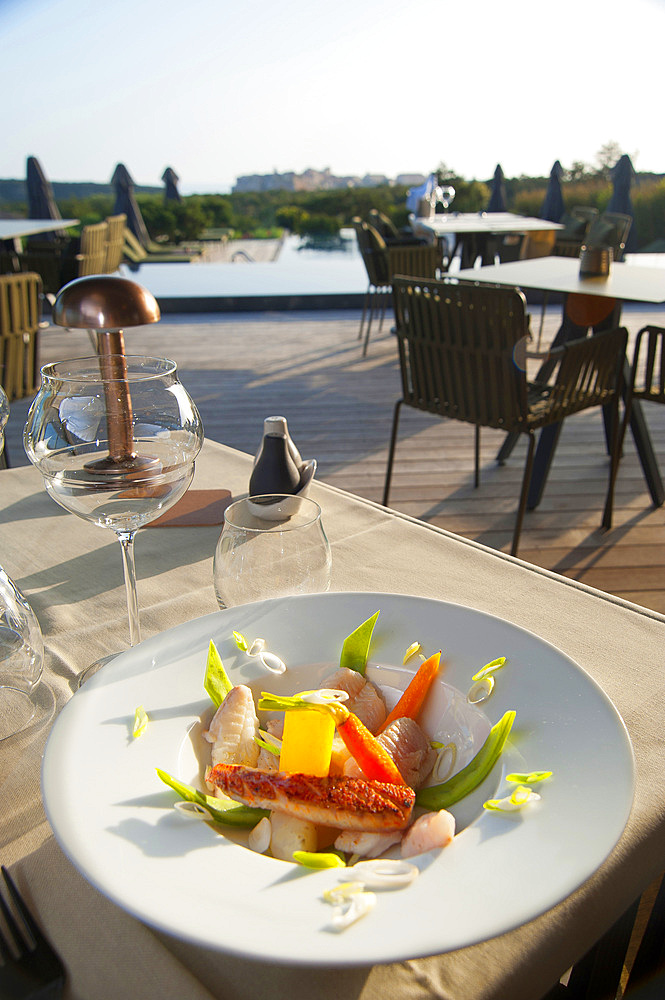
top-left (383, 277), bottom-right (627, 556)
top-left (351, 218), bottom-right (440, 356)
top-left (605, 325), bottom-right (665, 528)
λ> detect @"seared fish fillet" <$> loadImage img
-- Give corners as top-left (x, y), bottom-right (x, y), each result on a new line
top-left (207, 763), bottom-right (415, 831)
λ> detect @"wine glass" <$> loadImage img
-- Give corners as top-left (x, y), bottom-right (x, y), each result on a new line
top-left (24, 355), bottom-right (204, 683)
top-left (213, 494), bottom-right (332, 609)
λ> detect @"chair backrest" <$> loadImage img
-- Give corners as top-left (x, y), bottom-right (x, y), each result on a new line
top-left (387, 243), bottom-right (440, 281)
top-left (104, 214), bottom-right (127, 272)
top-left (553, 207), bottom-right (598, 258)
top-left (392, 277), bottom-right (530, 431)
top-left (586, 212), bottom-right (632, 260)
top-left (78, 221), bottom-right (109, 275)
top-left (367, 210), bottom-right (400, 240)
top-left (351, 218), bottom-right (389, 286)
top-left (122, 227), bottom-right (149, 264)
top-left (629, 326), bottom-right (665, 403)
top-left (0, 272), bottom-right (42, 401)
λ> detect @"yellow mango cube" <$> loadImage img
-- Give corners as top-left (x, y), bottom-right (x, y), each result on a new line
top-left (279, 709), bottom-right (335, 777)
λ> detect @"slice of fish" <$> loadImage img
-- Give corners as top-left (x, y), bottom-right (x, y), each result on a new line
top-left (401, 809), bottom-right (456, 858)
top-left (324, 667), bottom-right (387, 733)
top-left (207, 763), bottom-right (415, 831)
top-left (343, 717), bottom-right (436, 789)
top-left (203, 685), bottom-right (260, 768)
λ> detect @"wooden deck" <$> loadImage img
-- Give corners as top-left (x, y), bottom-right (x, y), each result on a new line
top-left (5, 299), bottom-right (665, 615)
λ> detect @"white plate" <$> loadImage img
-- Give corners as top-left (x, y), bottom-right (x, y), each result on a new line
top-left (41, 592), bottom-right (634, 967)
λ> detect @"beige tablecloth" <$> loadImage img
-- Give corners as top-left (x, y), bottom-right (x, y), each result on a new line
top-left (2, 440), bottom-right (665, 1000)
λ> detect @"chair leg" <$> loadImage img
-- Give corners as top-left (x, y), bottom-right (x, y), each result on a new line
top-left (512, 432), bottom-right (535, 557)
top-left (603, 394), bottom-right (632, 531)
top-left (362, 290), bottom-right (377, 357)
top-left (382, 400), bottom-right (403, 507)
top-left (357, 286), bottom-right (371, 341)
top-left (474, 426), bottom-right (481, 487)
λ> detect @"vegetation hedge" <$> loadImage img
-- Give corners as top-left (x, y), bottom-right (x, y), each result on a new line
top-left (3, 174), bottom-right (665, 250)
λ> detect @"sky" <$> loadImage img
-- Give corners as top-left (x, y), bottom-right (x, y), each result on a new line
top-left (3, 0), bottom-right (665, 195)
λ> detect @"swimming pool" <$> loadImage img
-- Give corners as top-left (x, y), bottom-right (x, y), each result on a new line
top-left (119, 232), bottom-right (368, 312)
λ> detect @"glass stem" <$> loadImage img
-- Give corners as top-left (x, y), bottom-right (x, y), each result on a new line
top-left (117, 530), bottom-right (141, 646)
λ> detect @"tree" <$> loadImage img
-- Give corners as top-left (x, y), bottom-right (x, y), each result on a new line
top-left (595, 141), bottom-right (624, 179)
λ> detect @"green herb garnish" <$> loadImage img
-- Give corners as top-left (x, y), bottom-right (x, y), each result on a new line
top-left (339, 611), bottom-right (380, 675)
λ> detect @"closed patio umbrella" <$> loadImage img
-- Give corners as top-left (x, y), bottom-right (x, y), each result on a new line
top-left (540, 160), bottom-right (565, 222)
top-left (607, 154), bottom-right (638, 252)
top-left (26, 155), bottom-right (66, 241)
top-left (111, 163), bottom-right (151, 249)
top-left (162, 167), bottom-right (182, 203)
top-left (487, 164), bottom-right (507, 212)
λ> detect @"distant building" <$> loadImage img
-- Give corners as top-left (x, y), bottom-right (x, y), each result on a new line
top-left (232, 168), bottom-right (425, 193)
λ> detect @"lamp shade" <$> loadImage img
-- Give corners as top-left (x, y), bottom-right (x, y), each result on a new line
top-left (53, 275), bottom-right (160, 330)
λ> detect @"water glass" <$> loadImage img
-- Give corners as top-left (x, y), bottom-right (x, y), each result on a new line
top-left (213, 494), bottom-right (332, 608)
top-left (0, 566), bottom-right (44, 740)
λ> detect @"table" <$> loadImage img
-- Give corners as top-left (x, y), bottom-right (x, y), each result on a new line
top-left (0, 219), bottom-right (79, 242)
top-left (413, 213), bottom-right (563, 239)
top-left (455, 256), bottom-right (665, 304)
top-left (3, 439), bottom-right (665, 1000)
top-left (455, 256), bottom-right (665, 508)
top-left (413, 214), bottom-right (563, 269)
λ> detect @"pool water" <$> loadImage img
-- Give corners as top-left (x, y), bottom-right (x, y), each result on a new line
top-left (119, 231), bottom-right (368, 308)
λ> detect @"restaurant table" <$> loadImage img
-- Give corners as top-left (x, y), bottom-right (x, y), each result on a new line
top-left (455, 256), bottom-right (665, 509)
top-left (413, 214), bottom-right (562, 268)
top-left (3, 439), bottom-right (665, 1000)
top-left (0, 219), bottom-right (79, 242)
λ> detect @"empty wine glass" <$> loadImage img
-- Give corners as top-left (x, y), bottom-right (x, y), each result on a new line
top-left (0, 565), bottom-right (44, 740)
top-left (213, 494), bottom-right (332, 609)
top-left (24, 355), bottom-right (203, 683)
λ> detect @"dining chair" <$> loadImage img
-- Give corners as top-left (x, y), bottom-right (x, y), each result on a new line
top-left (603, 325), bottom-right (665, 529)
top-left (351, 219), bottom-right (441, 356)
top-left (0, 271), bottom-right (43, 404)
top-left (384, 277), bottom-right (627, 556)
top-left (367, 209), bottom-right (427, 247)
top-left (586, 211), bottom-right (633, 262)
top-left (104, 213), bottom-right (127, 273)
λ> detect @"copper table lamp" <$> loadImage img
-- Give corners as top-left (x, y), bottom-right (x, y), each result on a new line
top-left (53, 275), bottom-right (161, 476)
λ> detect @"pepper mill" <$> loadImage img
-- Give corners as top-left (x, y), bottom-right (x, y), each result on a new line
top-left (249, 416), bottom-right (302, 496)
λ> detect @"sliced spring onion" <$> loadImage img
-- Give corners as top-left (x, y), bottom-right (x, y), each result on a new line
top-left (467, 676), bottom-right (495, 704)
top-left (233, 631), bottom-right (249, 652)
top-left (432, 742), bottom-right (457, 783)
top-left (156, 769), bottom-right (269, 828)
top-left (330, 891), bottom-right (376, 931)
top-left (323, 882), bottom-right (365, 904)
top-left (259, 651), bottom-right (286, 674)
top-left (483, 784), bottom-right (541, 812)
top-left (339, 610), bottom-right (380, 675)
top-left (258, 691), bottom-right (332, 715)
top-left (248, 816), bottom-right (272, 853)
top-left (173, 800), bottom-right (207, 819)
top-left (293, 850), bottom-right (346, 869)
top-left (351, 859), bottom-right (419, 890)
top-left (300, 688), bottom-right (349, 705)
top-left (248, 637), bottom-right (267, 657)
top-left (254, 731), bottom-right (282, 755)
top-left (506, 770), bottom-right (552, 784)
top-left (415, 710), bottom-right (516, 811)
top-left (403, 641), bottom-right (422, 664)
top-left (472, 657), bottom-right (506, 682)
top-left (132, 705), bottom-right (149, 738)
top-left (204, 640), bottom-right (233, 707)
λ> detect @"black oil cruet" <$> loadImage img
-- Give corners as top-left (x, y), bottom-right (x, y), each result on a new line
top-left (249, 416), bottom-right (302, 495)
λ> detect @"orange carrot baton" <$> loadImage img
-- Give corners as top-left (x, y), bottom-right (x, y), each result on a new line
top-left (326, 703), bottom-right (407, 786)
top-left (378, 650), bottom-right (441, 734)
